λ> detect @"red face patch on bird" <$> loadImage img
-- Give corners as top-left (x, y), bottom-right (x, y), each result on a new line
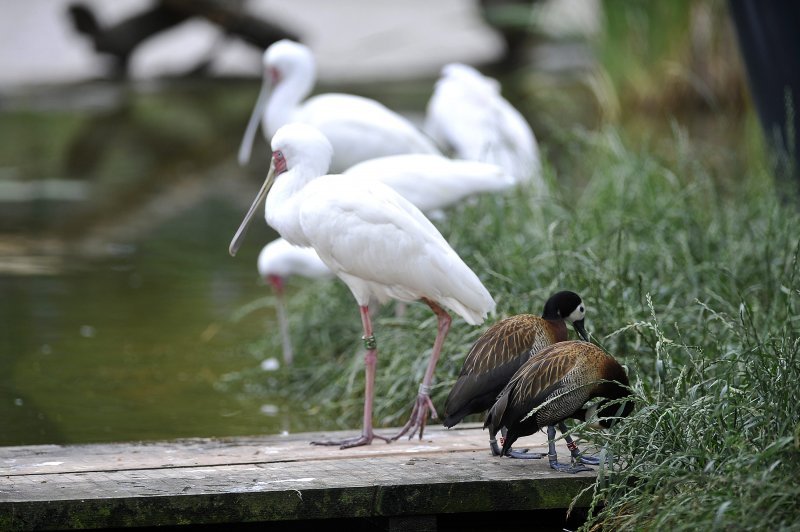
top-left (269, 66), bottom-right (281, 84)
top-left (273, 150), bottom-right (287, 175)
top-left (267, 274), bottom-right (284, 295)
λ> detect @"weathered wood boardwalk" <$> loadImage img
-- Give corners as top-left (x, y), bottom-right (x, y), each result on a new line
top-left (0, 424), bottom-right (596, 531)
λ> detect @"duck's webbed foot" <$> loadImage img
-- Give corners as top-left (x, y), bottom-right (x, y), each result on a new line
top-left (507, 448), bottom-right (545, 459)
top-left (548, 453), bottom-right (593, 473)
top-left (561, 423), bottom-right (601, 465)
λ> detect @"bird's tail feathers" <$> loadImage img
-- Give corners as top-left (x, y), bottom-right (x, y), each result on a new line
top-left (483, 390), bottom-right (509, 434)
top-left (439, 292), bottom-right (495, 326)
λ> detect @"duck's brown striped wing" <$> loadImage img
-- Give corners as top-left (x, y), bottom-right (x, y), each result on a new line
top-left (483, 350), bottom-right (570, 436)
top-left (506, 347), bottom-right (578, 405)
top-left (459, 315), bottom-right (547, 375)
top-left (444, 315), bottom-right (547, 424)
top-left (498, 341), bottom-right (603, 428)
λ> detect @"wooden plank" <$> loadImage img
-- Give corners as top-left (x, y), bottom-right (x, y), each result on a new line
top-left (2, 424), bottom-right (568, 476)
top-left (1, 425), bottom-right (501, 476)
top-left (0, 424), bottom-right (597, 531)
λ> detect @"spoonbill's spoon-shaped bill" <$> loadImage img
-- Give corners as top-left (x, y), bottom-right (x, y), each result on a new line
top-left (238, 39), bottom-right (438, 172)
top-left (229, 152), bottom-right (286, 257)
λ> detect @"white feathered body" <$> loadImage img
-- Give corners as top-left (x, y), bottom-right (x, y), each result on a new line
top-left (424, 64), bottom-right (541, 187)
top-left (275, 94), bottom-right (439, 173)
top-left (258, 238), bottom-right (332, 281)
top-left (343, 154), bottom-right (516, 215)
top-left (265, 157), bottom-right (494, 325)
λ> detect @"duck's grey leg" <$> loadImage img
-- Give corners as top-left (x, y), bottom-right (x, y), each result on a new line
top-left (559, 422), bottom-right (601, 465)
top-left (547, 425), bottom-right (592, 473)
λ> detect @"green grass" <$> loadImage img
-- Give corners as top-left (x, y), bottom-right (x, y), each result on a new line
top-left (598, 0), bottom-right (747, 114)
top-left (236, 119), bottom-right (800, 529)
top-left (565, 129), bottom-right (800, 529)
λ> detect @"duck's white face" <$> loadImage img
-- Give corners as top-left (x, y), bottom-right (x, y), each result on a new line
top-left (565, 298), bottom-right (589, 341)
top-left (566, 301), bottom-right (586, 324)
top-left (583, 403), bottom-right (604, 429)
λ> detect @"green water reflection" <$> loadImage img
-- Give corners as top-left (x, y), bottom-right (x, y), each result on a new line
top-left (0, 199), bottom-right (300, 445)
top-left (0, 82), bottom-right (323, 446)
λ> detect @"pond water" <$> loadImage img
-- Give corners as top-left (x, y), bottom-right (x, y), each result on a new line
top-left (1, 201), bottom-right (284, 445)
top-left (0, 81), bottom-right (319, 446)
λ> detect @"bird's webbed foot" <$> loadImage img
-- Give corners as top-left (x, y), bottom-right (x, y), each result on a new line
top-left (506, 448), bottom-right (545, 459)
top-left (311, 432), bottom-right (391, 449)
top-left (548, 453), bottom-right (593, 473)
top-left (565, 437), bottom-right (601, 465)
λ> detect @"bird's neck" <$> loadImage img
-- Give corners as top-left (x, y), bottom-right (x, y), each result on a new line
top-left (265, 171), bottom-right (322, 247)
top-left (544, 318), bottom-right (568, 342)
top-left (576, 383), bottom-right (634, 428)
top-left (266, 72), bottom-right (314, 138)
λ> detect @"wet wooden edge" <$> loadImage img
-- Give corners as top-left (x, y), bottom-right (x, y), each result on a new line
top-left (0, 424), bottom-right (598, 530)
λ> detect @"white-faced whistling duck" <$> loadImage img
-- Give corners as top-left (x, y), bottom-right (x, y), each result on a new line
top-left (442, 291), bottom-right (588, 457)
top-left (484, 340), bottom-right (633, 473)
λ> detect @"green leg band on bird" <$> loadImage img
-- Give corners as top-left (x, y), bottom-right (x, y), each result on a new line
top-left (362, 334), bottom-right (377, 350)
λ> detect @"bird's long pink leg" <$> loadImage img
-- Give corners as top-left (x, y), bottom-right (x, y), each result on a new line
top-left (311, 305), bottom-right (390, 449)
top-left (268, 275), bottom-right (293, 366)
top-left (391, 298), bottom-right (451, 441)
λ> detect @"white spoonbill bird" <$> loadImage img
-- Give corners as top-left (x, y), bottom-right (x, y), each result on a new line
top-left (258, 238), bottom-right (333, 366)
top-left (343, 154), bottom-right (516, 219)
top-left (238, 39), bottom-right (439, 172)
top-left (424, 63), bottom-right (543, 188)
top-left (257, 156), bottom-right (511, 361)
top-left (230, 123), bottom-right (495, 448)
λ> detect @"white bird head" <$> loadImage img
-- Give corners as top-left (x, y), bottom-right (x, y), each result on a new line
top-left (258, 238), bottom-right (332, 289)
top-left (239, 39), bottom-right (317, 166)
top-left (440, 63), bottom-right (500, 94)
top-left (263, 39), bottom-right (315, 88)
top-left (270, 123), bottom-right (333, 179)
top-left (230, 124), bottom-right (333, 257)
